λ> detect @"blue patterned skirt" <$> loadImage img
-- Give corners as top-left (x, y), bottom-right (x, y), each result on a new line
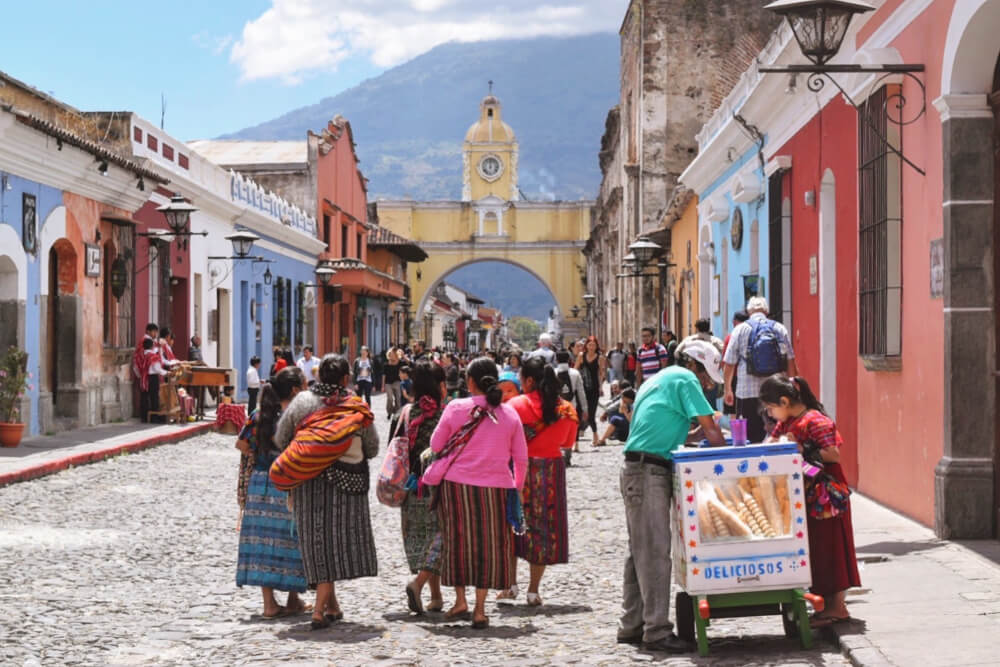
top-left (237, 469), bottom-right (308, 592)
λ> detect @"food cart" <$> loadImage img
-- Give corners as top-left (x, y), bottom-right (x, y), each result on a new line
top-left (671, 441), bottom-right (824, 656)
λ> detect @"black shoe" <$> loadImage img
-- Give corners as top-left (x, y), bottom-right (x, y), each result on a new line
top-left (616, 633), bottom-right (643, 645)
top-left (641, 633), bottom-right (693, 654)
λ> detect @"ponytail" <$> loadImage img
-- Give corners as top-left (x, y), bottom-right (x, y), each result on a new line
top-left (759, 373), bottom-right (826, 415)
top-left (256, 383), bottom-right (281, 455)
top-left (467, 357), bottom-right (502, 407)
top-left (521, 356), bottom-right (560, 423)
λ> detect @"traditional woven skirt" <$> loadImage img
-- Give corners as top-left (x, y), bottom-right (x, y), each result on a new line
top-left (438, 480), bottom-right (513, 590)
top-left (516, 456), bottom-right (570, 565)
top-left (401, 493), bottom-right (442, 575)
top-left (807, 502), bottom-right (862, 596)
top-left (291, 472), bottom-right (378, 587)
top-left (237, 470), bottom-right (308, 592)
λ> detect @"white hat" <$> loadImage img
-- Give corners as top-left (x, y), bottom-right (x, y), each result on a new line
top-left (679, 340), bottom-right (724, 385)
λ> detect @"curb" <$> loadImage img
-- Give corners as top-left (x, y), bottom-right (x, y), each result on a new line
top-left (0, 422), bottom-right (215, 488)
top-left (825, 624), bottom-right (894, 667)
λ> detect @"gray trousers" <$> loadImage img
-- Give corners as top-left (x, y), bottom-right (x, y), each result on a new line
top-left (619, 461), bottom-right (674, 643)
top-left (386, 381), bottom-right (402, 416)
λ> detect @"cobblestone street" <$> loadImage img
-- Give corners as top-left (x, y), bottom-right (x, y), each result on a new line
top-left (0, 393), bottom-right (848, 666)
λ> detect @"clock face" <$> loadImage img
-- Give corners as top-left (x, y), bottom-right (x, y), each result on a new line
top-left (478, 155), bottom-right (503, 182)
top-left (730, 208), bottom-right (744, 251)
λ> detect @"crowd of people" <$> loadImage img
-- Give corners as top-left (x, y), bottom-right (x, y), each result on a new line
top-left (231, 295), bottom-right (859, 654)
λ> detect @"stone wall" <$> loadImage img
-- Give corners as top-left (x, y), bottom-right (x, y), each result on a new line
top-left (589, 0), bottom-right (779, 345)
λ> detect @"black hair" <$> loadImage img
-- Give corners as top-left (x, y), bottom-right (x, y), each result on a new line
top-left (642, 326), bottom-right (655, 336)
top-left (142, 338), bottom-right (153, 350)
top-left (399, 365), bottom-right (411, 375)
top-left (159, 327), bottom-right (172, 338)
top-left (555, 349), bottom-right (571, 364)
top-left (146, 322), bottom-right (159, 333)
top-left (303, 345), bottom-right (313, 353)
top-left (190, 336), bottom-right (198, 345)
top-left (250, 355), bottom-right (261, 366)
top-left (507, 352), bottom-right (522, 368)
top-left (734, 310), bottom-right (750, 323)
top-left (318, 353), bottom-right (350, 386)
top-left (412, 359), bottom-right (445, 404)
top-left (521, 356), bottom-right (561, 424)
top-left (759, 374), bottom-right (826, 415)
top-left (621, 388), bottom-right (636, 401)
top-left (619, 381), bottom-right (632, 390)
top-left (282, 348), bottom-right (295, 366)
top-left (257, 367), bottom-right (305, 456)
top-left (467, 357), bottom-right (502, 407)
top-left (695, 318), bottom-right (711, 333)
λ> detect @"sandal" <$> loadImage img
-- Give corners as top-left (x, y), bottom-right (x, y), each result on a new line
top-left (526, 592), bottom-right (543, 607)
top-left (426, 599), bottom-right (445, 613)
top-left (310, 616), bottom-right (331, 630)
top-left (406, 583), bottom-right (424, 614)
top-left (444, 607), bottom-right (472, 621)
top-left (496, 584), bottom-right (519, 601)
top-left (324, 610), bottom-right (344, 622)
top-left (472, 616), bottom-right (490, 630)
top-left (261, 605), bottom-right (287, 619)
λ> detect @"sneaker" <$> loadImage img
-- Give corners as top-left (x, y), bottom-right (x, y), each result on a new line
top-left (641, 633), bottom-right (693, 654)
top-left (616, 632), bottom-right (643, 645)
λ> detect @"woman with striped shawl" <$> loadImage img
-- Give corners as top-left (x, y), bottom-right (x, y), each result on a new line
top-left (273, 354), bottom-right (378, 630)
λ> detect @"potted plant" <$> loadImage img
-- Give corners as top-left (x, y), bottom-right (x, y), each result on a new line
top-left (0, 346), bottom-right (30, 447)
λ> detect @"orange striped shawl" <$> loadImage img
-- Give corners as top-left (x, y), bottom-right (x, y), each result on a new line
top-left (269, 395), bottom-right (374, 491)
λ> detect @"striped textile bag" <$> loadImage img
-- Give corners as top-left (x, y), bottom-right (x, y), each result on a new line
top-left (269, 395), bottom-right (374, 492)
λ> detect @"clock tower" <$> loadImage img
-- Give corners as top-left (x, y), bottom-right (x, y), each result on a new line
top-left (462, 87), bottom-right (519, 203)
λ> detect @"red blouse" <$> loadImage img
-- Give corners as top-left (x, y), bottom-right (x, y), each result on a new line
top-left (770, 409), bottom-right (848, 485)
top-left (509, 392), bottom-right (578, 459)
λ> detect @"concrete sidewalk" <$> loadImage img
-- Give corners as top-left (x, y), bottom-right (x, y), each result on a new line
top-left (0, 419), bottom-right (216, 486)
top-left (830, 493), bottom-right (1000, 666)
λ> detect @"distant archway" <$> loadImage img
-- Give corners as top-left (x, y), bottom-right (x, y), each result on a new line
top-left (416, 257), bottom-right (561, 319)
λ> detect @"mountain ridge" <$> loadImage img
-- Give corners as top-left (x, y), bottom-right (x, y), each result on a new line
top-left (222, 33), bottom-right (619, 201)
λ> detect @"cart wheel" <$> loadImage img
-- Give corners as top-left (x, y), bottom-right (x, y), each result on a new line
top-left (781, 603), bottom-right (798, 638)
top-left (675, 592), bottom-right (695, 642)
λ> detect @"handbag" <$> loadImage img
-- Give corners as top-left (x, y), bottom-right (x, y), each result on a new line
top-left (377, 405), bottom-right (413, 507)
top-left (506, 488), bottom-right (526, 535)
top-left (327, 459), bottom-right (369, 495)
top-left (801, 441), bottom-right (851, 519)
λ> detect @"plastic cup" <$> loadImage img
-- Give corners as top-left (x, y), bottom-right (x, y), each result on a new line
top-left (730, 418), bottom-right (748, 446)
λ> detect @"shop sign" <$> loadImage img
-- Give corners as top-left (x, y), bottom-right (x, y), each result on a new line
top-left (22, 193), bottom-right (37, 255)
top-left (809, 256), bottom-right (818, 295)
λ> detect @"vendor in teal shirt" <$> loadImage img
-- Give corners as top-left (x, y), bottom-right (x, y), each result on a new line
top-left (624, 340), bottom-right (726, 459)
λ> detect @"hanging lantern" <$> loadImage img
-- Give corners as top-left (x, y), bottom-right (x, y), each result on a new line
top-left (765, 0), bottom-right (875, 66)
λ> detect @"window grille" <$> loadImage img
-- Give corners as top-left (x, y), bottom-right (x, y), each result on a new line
top-left (858, 86), bottom-right (902, 359)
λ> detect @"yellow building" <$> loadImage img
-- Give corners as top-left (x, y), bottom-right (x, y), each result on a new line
top-left (376, 93), bottom-right (594, 329)
top-left (663, 191), bottom-right (700, 338)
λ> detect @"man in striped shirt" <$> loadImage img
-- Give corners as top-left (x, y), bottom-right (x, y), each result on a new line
top-left (636, 327), bottom-right (669, 386)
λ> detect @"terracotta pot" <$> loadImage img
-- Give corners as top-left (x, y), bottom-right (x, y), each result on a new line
top-left (0, 422), bottom-right (25, 448)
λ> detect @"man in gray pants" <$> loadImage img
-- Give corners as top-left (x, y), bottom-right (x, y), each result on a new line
top-left (618, 341), bottom-right (725, 653)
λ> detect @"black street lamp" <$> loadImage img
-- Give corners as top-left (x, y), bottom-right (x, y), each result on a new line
top-left (582, 293), bottom-right (595, 335)
top-left (570, 305), bottom-right (580, 319)
top-left (760, 0), bottom-right (927, 174)
top-left (153, 195), bottom-right (206, 250)
top-left (766, 0), bottom-right (874, 66)
top-left (617, 236), bottom-right (676, 341)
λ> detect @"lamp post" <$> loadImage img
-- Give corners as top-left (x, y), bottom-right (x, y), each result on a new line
top-left (617, 236), bottom-right (676, 341)
top-left (582, 293), bottom-right (595, 336)
top-left (153, 194), bottom-right (205, 250)
top-left (760, 0), bottom-right (927, 174)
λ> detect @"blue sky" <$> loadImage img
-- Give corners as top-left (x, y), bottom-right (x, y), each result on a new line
top-left (1, 1), bottom-right (622, 141)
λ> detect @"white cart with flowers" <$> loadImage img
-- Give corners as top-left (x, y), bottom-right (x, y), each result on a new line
top-left (670, 442), bottom-right (825, 655)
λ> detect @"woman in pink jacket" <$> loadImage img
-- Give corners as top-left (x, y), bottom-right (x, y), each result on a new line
top-left (428, 357), bottom-right (528, 629)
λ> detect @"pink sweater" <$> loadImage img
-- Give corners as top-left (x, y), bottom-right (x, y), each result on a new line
top-left (430, 395), bottom-right (528, 490)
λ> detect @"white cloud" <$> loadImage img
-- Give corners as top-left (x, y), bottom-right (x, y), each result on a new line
top-left (230, 0), bottom-right (624, 84)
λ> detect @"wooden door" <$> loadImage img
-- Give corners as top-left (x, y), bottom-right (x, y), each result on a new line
top-left (991, 54), bottom-right (1000, 537)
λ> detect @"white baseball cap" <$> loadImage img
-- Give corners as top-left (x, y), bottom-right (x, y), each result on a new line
top-left (679, 340), bottom-right (724, 384)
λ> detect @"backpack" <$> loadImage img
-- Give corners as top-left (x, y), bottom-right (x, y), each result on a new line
top-left (557, 370), bottom-right (578, 411)
top-left (745, 319), bottom-right (786, 377)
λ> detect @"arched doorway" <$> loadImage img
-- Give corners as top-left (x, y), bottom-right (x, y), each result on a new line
top-left (46, 238), bottom-right (79, 422)
top-left (419, 259), bottom-right (559, 350)
top-left (0, 255), bottom-right (21, 351)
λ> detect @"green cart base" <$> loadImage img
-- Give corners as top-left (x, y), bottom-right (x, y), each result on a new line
top-left (676, 588), bottom-right (823, 657)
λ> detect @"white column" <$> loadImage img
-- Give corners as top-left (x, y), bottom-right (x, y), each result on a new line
top-left (819, 170), bottom-right (837, 419)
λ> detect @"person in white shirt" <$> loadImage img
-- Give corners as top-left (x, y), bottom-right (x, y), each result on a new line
top-left (246, 356), bottom-right (262, 414)
top-left (296, 346), bottom-right (320, 386)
